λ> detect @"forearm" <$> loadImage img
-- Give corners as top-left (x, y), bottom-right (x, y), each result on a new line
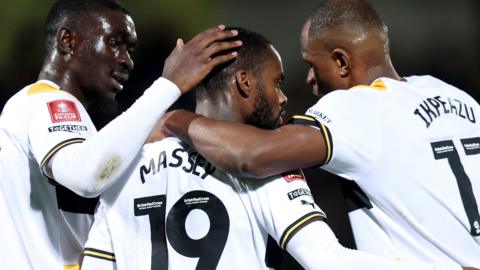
top-left (165, 110), bottom-right (280, 177)
top-left (50, 78), bottom-right (180, 197)
top-left (165, 110), bottom-right (326, 178)
top-left (287, 222), bottom-right (461, 270)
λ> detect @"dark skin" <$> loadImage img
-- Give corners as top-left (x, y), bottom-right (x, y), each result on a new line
top-left (162, 18), bottom-right (400, 178)
top-left (38, 8), bottom-right (242, 178)
top-left (148, 45), bottom-right (287, 143)
top-left (163, 19), bottom-right (479, 270)
top-left (193, 46), bottom-right (287, 127)
top-left (38, 9), bottom-right (242, 109)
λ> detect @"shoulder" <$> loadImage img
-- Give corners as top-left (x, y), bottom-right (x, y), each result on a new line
top-left (313, 79), bottom-right (386, 108)
top-left (404, 75), bottom-right (447, 88)
top-left (403, 75), bottom-right (468, 94)
top-left (406, 75), bottom-right (479, 105)
top-left (21, 81), bottom-right (84, 114)
top-left (307, 86), bottom-right (382, 126)
top-left (3, 81), bottom-right (65, 106)
top-left (24, 80), bottom-right (80, 101)
top-left (26, 81), bottom-right (63, 95)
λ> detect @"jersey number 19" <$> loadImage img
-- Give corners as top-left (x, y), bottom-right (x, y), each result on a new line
top-left (134, 190), bottom-right (230, 270)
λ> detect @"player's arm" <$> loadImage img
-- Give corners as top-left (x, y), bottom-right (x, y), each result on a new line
top-left (35, 26), bottom-right (241, 198)
top-left (286, 221), bottom-right (465, 270)
top-left (244, 171), bottom-right (468, 270)
top-left (164, 110), bottom-right (329, 178)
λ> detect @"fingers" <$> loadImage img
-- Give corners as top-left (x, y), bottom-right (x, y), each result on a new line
top-left (174, 39), bottom-right (183, 53)
top-left (188, 25), bottom-right (239, 51)
top-left (161, 25), bottom-right (242, 94)
top-left (189, 24), bottom-right (225, 44)
top-left (203, 40), bottom-right (242, 60)
top-left (176, 38), bottom-right (184, 49)
top-left (199, 28), bottom-right (239, 50)
top-left (169, 38), bottom-right (184, 55)
top-left (208, 51), bottom-right (238, 69)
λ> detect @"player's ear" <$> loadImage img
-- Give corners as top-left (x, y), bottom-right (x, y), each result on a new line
top-left (234, 70), bottom-right (252, 98)
top-left (57, 27), bottom-right (76, 56)
top-left (332, 48), bottom-right (350, 78)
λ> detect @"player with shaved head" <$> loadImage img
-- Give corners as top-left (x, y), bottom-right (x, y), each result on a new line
top-left (83, 27), bottom-right (464, 270)
top-left (163, 0), bottom-right (480, 268)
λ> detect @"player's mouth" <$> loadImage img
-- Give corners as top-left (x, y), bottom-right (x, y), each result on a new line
top-left (111, 72), bottom-right (129, 92)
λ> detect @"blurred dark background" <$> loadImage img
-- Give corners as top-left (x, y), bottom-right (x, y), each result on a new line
top-left (1, 0), bottom-right (479, 268)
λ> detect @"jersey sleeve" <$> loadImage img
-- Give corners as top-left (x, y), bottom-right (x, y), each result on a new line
top-left (27, 90), bottom-right (96, 183)
top-left (27, 78), bottom-right (181, 197)
top-left (286, 221), bottom-right (461, 270)
top-left (241, 169), bottom-right (326, 250)
top-left (302, 89), bottom-right (383, 180)
top-left (81, 204), bottom-right (117, 270)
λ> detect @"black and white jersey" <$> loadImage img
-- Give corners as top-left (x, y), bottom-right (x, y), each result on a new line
top-left (302, 75), bottom-right (480, 267)
top-left (0, 80), bottom-right (97, 269)
top-left (82, 137), bottom-right (325, 270)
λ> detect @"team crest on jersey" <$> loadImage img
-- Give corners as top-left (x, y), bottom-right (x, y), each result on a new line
top-left (282, 169), bottom-right (306, 183)
top-left (47, 100), bottom-right (81, 123)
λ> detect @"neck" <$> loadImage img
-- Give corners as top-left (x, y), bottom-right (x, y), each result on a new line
top-left (352, 53), bottom-right (405, 85)
top-left (38, 60), bottom-right (87, 106)
top-left (363, 58), bottom-right (403, 84)
top-left (195, 95), bottom-right (243, 123)
top-left (351, 29), bottom-right (405, 84)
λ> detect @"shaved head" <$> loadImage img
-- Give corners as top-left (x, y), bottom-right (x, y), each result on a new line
top-left (300, 0), bottom-right (401, 96)
top-left (307, 0), bottom-right (387, 39)
top-left (44, 0), bottom-right (129, 58)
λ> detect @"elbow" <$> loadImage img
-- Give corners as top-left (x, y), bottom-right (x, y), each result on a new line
top-left (64, 180), bottom-right (103, 198)
top-left (236, 161), bottom-right (266, 178)
top-left (52, 169), bottom-right (105, 198)
top-left (73, 186), bottom-right (102, 198)
top-left (232, 148), bottom-right (272, 179)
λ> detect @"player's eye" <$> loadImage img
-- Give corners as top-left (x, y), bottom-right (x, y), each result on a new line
top-left (108, 38), bottom-right (120, 49)
top-left (276, 80), bottom-right (283, 90)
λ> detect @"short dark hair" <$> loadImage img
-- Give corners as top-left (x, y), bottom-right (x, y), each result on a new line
top-left (44, 0), bottom-right (129, 56)
top-left (196, 27), bottom-right (273, 102)
top-left (308, 0), bottom-right (386, 39)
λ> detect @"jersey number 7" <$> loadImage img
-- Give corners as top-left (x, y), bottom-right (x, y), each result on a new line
top-left (431, 137), bottom-right (480, 236)
top-left (134, 190), bottom-right (229, 270)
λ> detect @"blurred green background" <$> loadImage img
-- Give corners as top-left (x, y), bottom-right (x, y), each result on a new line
top-left (1, 0), bottom-right (479, 268)
top-left (2, 0), bottom-right (478, 113)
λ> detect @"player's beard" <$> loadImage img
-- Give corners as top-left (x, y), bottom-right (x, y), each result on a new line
top-left (245, 84), bottom-right (280, 130)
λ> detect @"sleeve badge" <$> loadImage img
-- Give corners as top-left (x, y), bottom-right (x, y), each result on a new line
top-left (47, 99), bottom-right (82, 123)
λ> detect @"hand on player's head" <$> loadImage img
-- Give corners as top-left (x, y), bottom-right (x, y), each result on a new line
top-left (162, 25), bottom-right (242, 93)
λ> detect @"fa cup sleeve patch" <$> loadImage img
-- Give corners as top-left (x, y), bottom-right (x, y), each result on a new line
top-left (47, 99), bottom-right (82, 123)
top-left (282, 169), bottom-right (306, 183)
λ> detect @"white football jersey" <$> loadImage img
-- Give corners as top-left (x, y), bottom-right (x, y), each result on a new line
top-left (303, 75), bottom-right (480, 266)
top-left (82, 137), bottom-right (325, 270)
top-left (0, 80), bottom-right (98, 269)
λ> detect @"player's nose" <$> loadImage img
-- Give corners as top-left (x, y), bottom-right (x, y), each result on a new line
top-left (278, 89), bottom-right (287, 106)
